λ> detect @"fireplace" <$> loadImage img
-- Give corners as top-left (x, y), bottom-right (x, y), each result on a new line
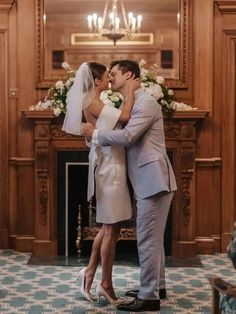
top-left (23, 109), bottom-right (208, 257)
top-left (57, 151), bottom-right (173, 257)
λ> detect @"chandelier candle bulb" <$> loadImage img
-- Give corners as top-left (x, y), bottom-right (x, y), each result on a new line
top-left (87, 15), bottom-right (93, 30)
top-left (131, 17), bottom-right (136, 32)
top-left (115, 17), bottom-right (120, 31)
top-left (98, 17), bottom-right (103, 31)
top-left (86, 0), bottom-right (142, 44)
top-left (128, 12), bottom-right (133, 27)
top-left (92, 13), bottom-right (98, 29)
top-left (137, 15), bottom-right (142, 30)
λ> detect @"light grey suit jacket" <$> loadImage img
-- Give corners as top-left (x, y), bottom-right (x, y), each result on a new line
top-left (98, 88), bottom-right (177, 199)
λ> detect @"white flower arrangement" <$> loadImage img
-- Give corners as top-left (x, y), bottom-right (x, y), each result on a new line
top-left (138, 59), bottom-right (197, 114)
top-left (30, 60), bottom-right (196, 116)
top-left (29, 62), bottom-right (75, 116)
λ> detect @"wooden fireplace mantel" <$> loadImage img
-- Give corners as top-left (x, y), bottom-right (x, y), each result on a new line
top-left (22, 109), bottom-right (209, 257)
top-left (23, 109), bottom-right (209, 120)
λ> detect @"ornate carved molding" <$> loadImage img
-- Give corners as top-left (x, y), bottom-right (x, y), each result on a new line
top-left (82, 227), bottom-right (136, 241)
top-left (215, 1), bottom-right (236, 13)
top-left (50, 125), bottom-right (71, 138)
top-left (182, 169), bottom-right (193, 225)
top-left (0, 0), bottom-right (15, 11)
top-left (168, 0), bottom-right (190, 89)
top-left (195, 158), bottom-right (222, 167)
top-left (35, 0), bottom-right (43, 87)
top-left (9, 157), bottom-right (35, 166)
top-left (38, 172), bottom-right (48, 225)
top-left (164, 122), bottom-right (181, 138)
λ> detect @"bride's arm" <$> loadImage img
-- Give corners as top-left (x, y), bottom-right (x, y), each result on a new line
top-left (118, 77), bottom-right (140, 123)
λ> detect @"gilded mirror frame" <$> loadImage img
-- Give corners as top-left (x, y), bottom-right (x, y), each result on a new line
top-left (36, 0), bottom-right (191, 89)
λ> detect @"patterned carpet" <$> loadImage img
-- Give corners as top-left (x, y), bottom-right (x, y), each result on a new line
top-left (0, 250), bottom-right (235, 313)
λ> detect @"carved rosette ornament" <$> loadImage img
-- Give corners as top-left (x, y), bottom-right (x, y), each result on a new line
top-left (164, 121), bottom-right (181, 138)
top-left (119, 228), bottom-right (136, 240)
top-left (50, 125), bottom-right (71, 138)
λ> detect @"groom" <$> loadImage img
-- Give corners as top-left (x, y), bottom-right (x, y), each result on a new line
top-left (81, 59), bottom-right (177, 312)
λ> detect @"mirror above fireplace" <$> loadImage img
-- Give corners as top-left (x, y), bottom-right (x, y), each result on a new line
top-left (36, 0), bottom-right (191, 89)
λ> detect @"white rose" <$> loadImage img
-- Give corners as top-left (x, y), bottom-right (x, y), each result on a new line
top-left (41, 100), bottom-right (52, 109)
top-left (148, 84), bottom-right (164, 100)
top-left (113, 96), bottom-right (120, 103)
top-left (29, 105), bottom-right (35, 111)
top-left (53, 107), bottom-right (62, 116)
top-left (62, 62), bottom-right (70, 70)
top-left (156, 76), bottom-right (165, 85)
top-left (140, 82), bottom-right (146, 88)
top-left (55, 80), bottom-right (64, 89)
top-left (173, 101), bottom-right (196, 111)
top-left (168, 89), bottom-right (174, 96)
top-left (140, 68), bottom-right (149, 80)
top-left (65, 79), bottom-right (72, 88)
top-left (139, 59), bottom-right (146, 67)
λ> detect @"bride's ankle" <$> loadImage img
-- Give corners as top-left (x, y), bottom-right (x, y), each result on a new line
top-left (100, 282), bottom-right (117, 299)
top-left (84, 269), bottom-right (95, 291)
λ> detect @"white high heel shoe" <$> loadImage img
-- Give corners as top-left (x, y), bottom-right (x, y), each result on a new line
top-left (75, 267), bottom-right (97, 302)
top-left (96, 282), bottom-right (129, 305)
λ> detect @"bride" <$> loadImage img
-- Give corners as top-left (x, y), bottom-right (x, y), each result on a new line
top-left (62, 61), bottom-right (139, 304)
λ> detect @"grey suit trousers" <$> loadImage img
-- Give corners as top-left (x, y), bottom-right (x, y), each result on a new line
top-left (136, 191), bottom-right (174, 300)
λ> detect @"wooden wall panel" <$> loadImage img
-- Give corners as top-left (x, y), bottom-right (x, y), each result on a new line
top-left (0, 29), bottom-right (9, 248)
top-left (11, 0), bottom-right (36, 251)
top-left (0, 1), bottom-right (15, 249)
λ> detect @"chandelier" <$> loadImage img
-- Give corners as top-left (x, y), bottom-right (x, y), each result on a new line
top-left (87, 0), bottom-right (143, 45)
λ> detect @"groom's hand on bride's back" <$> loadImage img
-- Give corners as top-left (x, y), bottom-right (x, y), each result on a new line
top-left (80, 122), bottom-right (95, 140)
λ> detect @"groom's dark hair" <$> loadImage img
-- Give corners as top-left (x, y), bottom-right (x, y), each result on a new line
top-left (110, 60), bottom-right (140, 79)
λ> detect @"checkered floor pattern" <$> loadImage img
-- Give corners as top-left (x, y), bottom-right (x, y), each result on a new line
top-left (0, 250), bottom-right (235, 313)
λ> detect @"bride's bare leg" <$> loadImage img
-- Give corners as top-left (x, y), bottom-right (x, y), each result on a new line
top-left (84, 225), bottom-right (105, 291)
top-left (100, 224), bottom-right (121, 299)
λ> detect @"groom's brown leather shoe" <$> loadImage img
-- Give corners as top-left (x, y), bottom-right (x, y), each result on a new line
top-left (125, 288), bottom-right (166, 299)
top-left (117, 297), bottom-right (160, 312)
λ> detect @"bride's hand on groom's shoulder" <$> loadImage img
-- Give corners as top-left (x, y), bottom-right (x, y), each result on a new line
top-left (127, 75), bottom-right (140, 93)
top-left (80, 122), bottom-right (95, 140)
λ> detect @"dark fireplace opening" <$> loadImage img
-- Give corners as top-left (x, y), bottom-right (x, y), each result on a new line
top-left (57, 151), bottom-right (173, 257)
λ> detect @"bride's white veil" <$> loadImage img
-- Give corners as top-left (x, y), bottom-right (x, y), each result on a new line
top-left (62, 62), bottom-right (95, 135)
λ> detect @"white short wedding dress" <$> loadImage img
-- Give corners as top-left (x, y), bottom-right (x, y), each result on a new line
top-left (87, 104), bottom-right (133, 224)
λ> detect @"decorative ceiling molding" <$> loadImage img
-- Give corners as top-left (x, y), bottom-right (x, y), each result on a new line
top-left (215, 1), bottom-right (236, 13)
top-left (0, 0), bottom-right (15, 11)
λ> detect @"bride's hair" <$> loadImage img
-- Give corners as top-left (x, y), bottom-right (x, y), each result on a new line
top-left (62, 61), bottom-right (107, 136)
top-left (88, 61), bottom-right (107, 81)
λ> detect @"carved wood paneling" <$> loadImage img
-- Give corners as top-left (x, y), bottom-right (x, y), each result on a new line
top-left (0, 3), bottom-right (11, 248)
top-left (0, 0), bottom-right (15, 11)
top-left (213, 1), bottom-right (236, 252)
top-left (0, 31), bottom-right (8, 248)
